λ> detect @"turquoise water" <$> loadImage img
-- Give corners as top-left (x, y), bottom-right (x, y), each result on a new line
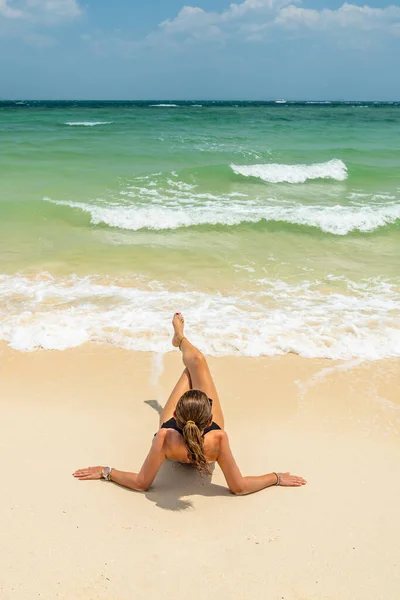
top-left (0, 101), bottom-right (399, 358)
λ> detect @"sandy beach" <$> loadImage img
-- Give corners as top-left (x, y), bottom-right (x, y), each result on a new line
top-left (1, 342), bottom-right (399, 600)
top-left (2, 5), bottom-right (400, 599)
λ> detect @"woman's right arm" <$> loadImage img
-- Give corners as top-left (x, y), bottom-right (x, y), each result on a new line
top-left (216, 431), bottom-right (307, 495)
top-left (73, 429), bottom-right (168, 492)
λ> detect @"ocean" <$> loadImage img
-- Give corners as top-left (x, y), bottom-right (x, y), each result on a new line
top-left (0, 100), bottom-right (399, 359)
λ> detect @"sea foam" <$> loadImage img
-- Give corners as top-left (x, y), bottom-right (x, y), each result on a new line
top-left (231, 159), bottom-right (347, 183)
top-left (0, 274), bottom-right (399, 360)
top-left (45, 197), bottom-right (400, 235)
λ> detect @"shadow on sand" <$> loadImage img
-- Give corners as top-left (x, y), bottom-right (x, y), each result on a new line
top-left (144, 399), bottom-right (163, 416)
top-left (145, 461), bottom-right (231, 511)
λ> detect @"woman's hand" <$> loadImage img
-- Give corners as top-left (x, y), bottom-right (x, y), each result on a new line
top-left (72, 466), bottom-right (104, 480)
top-left (277, 472), bottom-right (307, 487)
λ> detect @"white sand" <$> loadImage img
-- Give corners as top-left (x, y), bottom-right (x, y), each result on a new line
top-left (1, 344), bottom-right (399, 599)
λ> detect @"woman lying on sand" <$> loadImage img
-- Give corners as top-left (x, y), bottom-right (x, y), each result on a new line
top-left (73, 313), bottom-right (306, 495)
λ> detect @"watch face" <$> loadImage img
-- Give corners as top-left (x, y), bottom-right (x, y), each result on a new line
top-left (102, 467), bottom-right (111, 479)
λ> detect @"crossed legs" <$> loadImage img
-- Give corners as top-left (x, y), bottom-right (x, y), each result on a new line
top-left (159, 313), bottom-right (225, 429)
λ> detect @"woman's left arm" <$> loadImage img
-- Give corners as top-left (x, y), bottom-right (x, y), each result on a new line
top-left (216, 431), bottom-right (307, 495)
top-left (72, 429), bottom-right (167, 492)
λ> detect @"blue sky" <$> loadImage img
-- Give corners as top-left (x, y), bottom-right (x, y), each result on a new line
top-left (0, 0), bottom-right (399, 100)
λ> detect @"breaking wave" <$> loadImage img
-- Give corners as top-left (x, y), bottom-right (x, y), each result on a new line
top-left (45, 197), bottom-right (400, 235)
top-left (231, 159), bottom-right (347, 184)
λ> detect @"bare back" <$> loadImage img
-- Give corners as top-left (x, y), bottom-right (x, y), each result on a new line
top-left (163, 428), bottom-right (224, 464)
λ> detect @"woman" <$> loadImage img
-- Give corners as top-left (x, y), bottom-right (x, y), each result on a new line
top-left (73, 313), bottom-right (307, 495)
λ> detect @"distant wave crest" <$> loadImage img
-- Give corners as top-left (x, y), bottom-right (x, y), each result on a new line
top-left (64, 121), bottom-right (113, 127)
top-left (231, 159), bottom-right (347, 184)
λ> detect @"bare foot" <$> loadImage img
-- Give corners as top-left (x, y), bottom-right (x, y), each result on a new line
top-left (172, 312), bottom-right (185, 347)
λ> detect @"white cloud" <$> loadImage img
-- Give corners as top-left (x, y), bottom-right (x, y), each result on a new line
top-left (0, 0), bottom-right (24, 18)
top-left (224, 0), bottom-right (294, 19)
top-left (276, 3), bottom-right (400, 32)
top-left (0, 0), bottom-right (81, 46)
top-left (159, 0), bottom-right (294, 40)
top-left (156, 1), bottom-right (400, 43)
top-left (160, 6), bottom-right (223, 40)
top-left (0, 0), bottom-right (82, 23)
top-left (161, 6), bottom-right (212, 33)
top-left (79, 2), bottom-right (400, 61)
top-left (25, 0), bottom-right (82, 20)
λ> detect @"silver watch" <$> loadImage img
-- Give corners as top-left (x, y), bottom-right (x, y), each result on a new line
top-left (101, 466), bottom-right (113, 481)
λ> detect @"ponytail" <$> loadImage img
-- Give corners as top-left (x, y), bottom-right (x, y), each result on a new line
top-left (175, 389), bottom-right (212, 474)
top-left (182, 420), bottom-right (209, 474)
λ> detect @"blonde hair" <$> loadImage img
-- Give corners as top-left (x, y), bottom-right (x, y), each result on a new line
top-left (175, 389), bottom-right (212, 473)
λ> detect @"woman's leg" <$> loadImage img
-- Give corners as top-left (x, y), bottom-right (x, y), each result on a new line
top-left (172, 313), bottom-right (225, 429)
top-left (159, 368), bottom-right (192, 427)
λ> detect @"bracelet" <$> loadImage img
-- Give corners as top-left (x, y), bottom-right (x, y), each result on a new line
top-left (273, 472), bottom-right (280, 486)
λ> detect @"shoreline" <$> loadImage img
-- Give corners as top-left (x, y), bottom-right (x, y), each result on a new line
top-left (1, 343), bottom-right (399, 599)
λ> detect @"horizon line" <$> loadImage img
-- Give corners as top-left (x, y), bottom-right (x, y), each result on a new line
top-left (1, 98), bottom-right (399, 103)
